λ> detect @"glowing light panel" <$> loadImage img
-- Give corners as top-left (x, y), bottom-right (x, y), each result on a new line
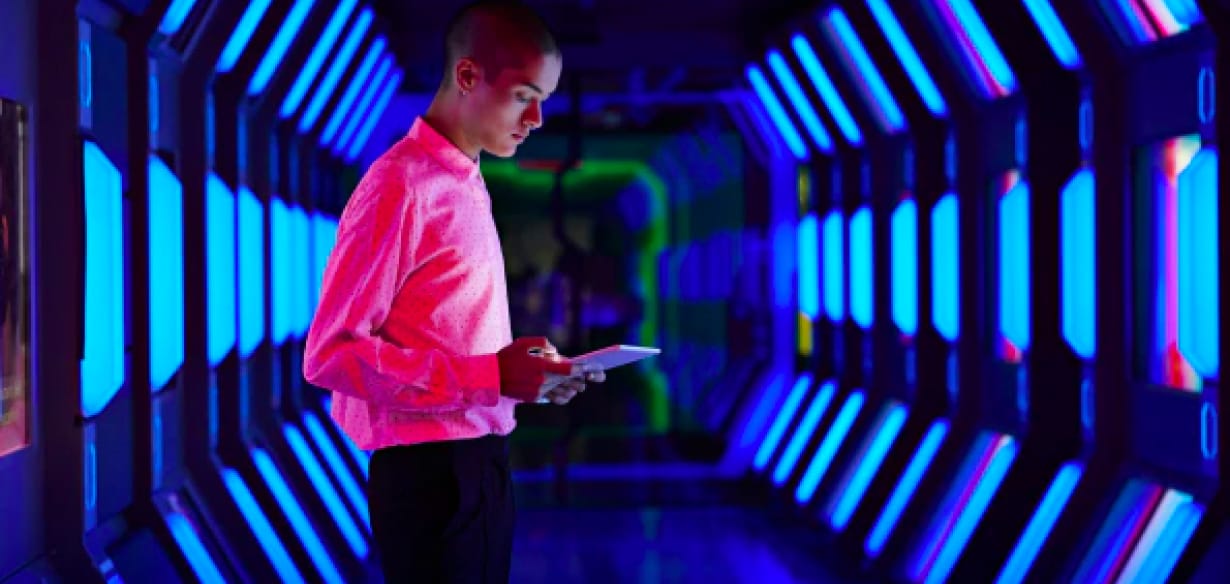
top-left (866, 0), bottom-right (948, 116)
top-left (851, 207), bottom-right (873, 329)
top-left (271, 198), bottom-right (292, 344)
top-left (754, 375), bottom-right (813, 471)
top-left (346, 70), bottom-right (403, 161)
top-left (999, 176), bottom-right (1031, 354)
top-left (922, 0), bottom-right (1017, 98)
top-left (164, 511), bottom-right (226, 583)
top-left (892, 198), bottom-right (919, 336)
top-left (1022, 0), bottom-right (1083, 69)
top-left (1062, 169), bottom-right (1096, 359)
top-left (252, 449), bottom-right (345, 583)
top-left (746, 64), bottom-right (807, 160)
top-left (774, 381), bottom-right (837, 486)
top-left (149, 156), bottom-right (185, 392)
top-left (336, 56), bottom-right (393, 153)
top-left (217, 0), bottom-right (273, 74)
top-left (206, 174), bottom-right (237, 366)
top-left (767, 49), bottom-right (835, 153)
top-left (238, 187), bottom-right (265, 358)
top-left (283, 425), bottom-right (368, 557)
top-left (82, 142), bottom-right (126, 418)
top-left (300, 8), bottom-right (374, 133)
top-left (1098, 0), bottom-right (1204, 44)
top-left (932, 195), bottom-right (959, 341)
top-left (796, 391), bottom-right (865, 504)
top-left (799, 213), bottom-right (820, 320)
top-left (221, 468), bottom-right (304, 583)
top-left (996, 463), bottom-right (1083, 584)
top-left (791, 34), bottom-right (863, 145)
top-left (821, 7), bottom-right (906, 133)
top-left (249, 0), bottom-right (317, 96)
top-left (824, 212), bottom-right (845, 321)
top-left (867, 420), bottom-right (949, 557)
top-left (282, 0), bottom-right (360, 119)
top-left (158, 0), bottom-right (200, 36)
top-left (828, 403), bottom-right (908, 530)
top-left (1177, 148), bottom-right (1218, 377)
top-left (322, 39), bottom-right (388, 147)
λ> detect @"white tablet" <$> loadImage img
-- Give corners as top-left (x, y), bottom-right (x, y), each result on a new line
top-left (572, 344), bottom-right (661, 370)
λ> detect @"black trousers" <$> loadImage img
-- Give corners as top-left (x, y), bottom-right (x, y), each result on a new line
top-left (368, 434), bottom-right (516, 584)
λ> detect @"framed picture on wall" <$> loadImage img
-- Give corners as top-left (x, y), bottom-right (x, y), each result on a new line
top-left (0, 98), bottom-right (30, 457)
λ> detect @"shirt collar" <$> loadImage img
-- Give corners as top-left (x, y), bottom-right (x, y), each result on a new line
top-left (408, 117), bottom-right (481, 181)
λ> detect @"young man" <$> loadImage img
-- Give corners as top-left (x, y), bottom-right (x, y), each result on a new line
top-left (303, 1), bottom-right (603, 581)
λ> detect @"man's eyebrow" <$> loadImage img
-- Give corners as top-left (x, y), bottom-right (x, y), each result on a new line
top-left (519, 82), bottom-right (545, 95)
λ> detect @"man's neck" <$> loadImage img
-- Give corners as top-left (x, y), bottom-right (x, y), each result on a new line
top-left (423, 95), bottom-right (481, 160)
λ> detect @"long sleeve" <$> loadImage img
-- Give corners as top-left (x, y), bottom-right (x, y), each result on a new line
top-left (303, 166), bottom-right (502, 412)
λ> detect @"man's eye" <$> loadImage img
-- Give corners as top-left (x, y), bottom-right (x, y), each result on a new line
top-left (516, 95), bottom-right (531, 104)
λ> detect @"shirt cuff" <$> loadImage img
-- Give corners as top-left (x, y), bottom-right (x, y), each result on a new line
top-left (458, 353), bottom-right (501, 407)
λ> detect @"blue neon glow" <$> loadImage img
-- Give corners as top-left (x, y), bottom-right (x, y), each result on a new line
top-left (746, 65), bottom-right (807, 160)
top-left (796, 391), bottom-right (866, 504)
top-left (791, 35), bottom-right (863, 146)
top-left (283, 425), bottom-right (368, 557)
top-left (866, 0), bottom-right (948, 117)
top-left (924, 436), bottom-right (1018, 584)
top-left (822, 8), bottom-right (906, 133)
top-left (271, 198), bottom-right (292, 344)
top-left (81, 142), bottom-right (125, 418)
top-left (999, 181), bottom-right (1031, 352)
top-left (1061, 169), bottom-right (1096, 359)
top-left (932, 195), bottom-right (959, 341)
top-left (321, 39), bottom-right (388, 147)
top-left (238, 187), bottom-right (265, 358)
top-left (164, 511), bottom-right (226, 583)
top-left (300, 8), bottom-right (374, 133)
top-left (866, 419), bottom-right (949, 557)
top-left (892, 199), bottom-right (919, 335)
top-left (206, 174), bottom-right (237, 366)
top-left (335, 56), bottom-right (393, 153)
top-left (925, 0), bottom-right (1017, 98)
top-left (1177, 148), bottom-right (1219, 377)
top-left (851, 207), bottom-right (873, 329)
top-left (1074, 480), bottom-right (1157, 583)
top-left (1099, 0), bottom-right (1204, 45)
top-left (291, 207), bottom-right (313, 337)
top-left (158, 0), bottom-right (200, 36)
top-left (799, 213), bottom-right (820, 319)
top-left (739, 373), bottom-right (789, 449)
top-left (249, 0), bottom-right (318, 96)
top-left (996, 462), bottom-right (1083, 584)
top-left (303, 412), bottom-right (371, 528)
top-left (767, 49), bottom-right (835, 153)
top-left (217, 0), bottom-right (273, 73)
top-left (312, 214), bottom-right (339, 310)
top-left (282, 0), bottom-right (360, 119)
top-left (253, 449), bottom-right (345, 583)
top-left (149, 156), bottom-right (185, 392)
top-left (1120, 490), bottom-right (1204, 583)
top-left (754, 374), bottom-right (813, 471)
top-left (824, 212), bottom-right (845, 321)
top-left (1022, 0), bottom-right (1082, 69)
top-left (774, 381), bottom-right (837, 486)
top-left (829, 403), bottom-right (908, 530)
top-left (221, 468), bottom-right (304, 583)
top-left (346, 71), bottom-right (403, 161)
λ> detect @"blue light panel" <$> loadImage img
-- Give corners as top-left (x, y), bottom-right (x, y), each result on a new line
top-left (312, 213), bottom-right (338, 310)
top-left (924, 436), bottom-right (1017, 584)
top-left (158, 0), bottom-right (200, 36)
top-left (932, 195), bottom-right (959, 341)
top-left (754, 374), bottom-right (813, 471)
top-left (1120, 490), bottom-right (1204, 582)
top-left (796, 391), bottom-right (865, 504)
top-left (238, 187), bottom-right (265, 358)
top-left (774, 381), bottom-right (837, 486)
top-left (283, 425), bottom-right (368, 557)
top-left (866, 419), bottom-right (949, 558)
top-left (300, 8), bottom-right (374, 133)
top-left (217, 0), bottom-right (273, 74)
top-left (851, 207), bottom-right (873, 329)
top-left (821, 8), bottom-right (906, 133)
top-left (81, 142), bottom-right (126, 419)
top-left (923, 0), bottom-right (1017, 98)
top-left (823, 212), bottom-right (845, 321)
top-left (149, 156), bottom-right (185, 392)
top-left (1177, 148), bottom-right (1218, 377)
top-left (791, 35), bottom-right (863, 146)
top-left (322, 39), bottom-right (388, 147)
top-left (1021, 0), bottom-right (1082, 69)
top-left (249, 0), bottom-right (318, 96)
top-left (252, 449), bottom-right (345, 583)
top-left (766, 49), bottom-right (835, 153)
top-left (335, 56), bottom-right (393, 153)
top-left (828, 403), bottom-right (908, 530)
top-left (303, 412), bottom-right (370, 528)
top-left (1061, 169), bottom-right (1096, 359)
top-left (999, 181), bottom-right (1031, 352)
top-left (291, 207), bottom-right (313, 338)
top-left (271, 198), bottom-right (291, 345)
top-left (865, 0), bottom-right (948, 117)
top-left (892, 199), bottom-right (919, 336)
top-left (738, 373), bottom-right (789, 450)
top-left (206, 174), bottom-right (237, 366)
top-left (346, 71), bottom-right (402, 161)
top-left (746, 64), bottom-right (808, 160)
top-left (799, 213), bottom-right (820, 319)
top-left (164, 511), bottom-right (226, 583)
top-left (995, 462), bottom-right (1083, 584)
top-left (221, 468), bottom-right (305, 584)
top-left (282, 0), bottom-right (360, 119)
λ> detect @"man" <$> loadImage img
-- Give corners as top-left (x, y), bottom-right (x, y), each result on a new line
top-left (303, 2), bottom-right (603, 582)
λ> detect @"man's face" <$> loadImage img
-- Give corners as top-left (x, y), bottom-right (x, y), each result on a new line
top-left (466, 51), bottom-right (562, 158)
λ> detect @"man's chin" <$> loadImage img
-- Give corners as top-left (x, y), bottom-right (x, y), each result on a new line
top-left (485, 144), bottom-right (519, 158)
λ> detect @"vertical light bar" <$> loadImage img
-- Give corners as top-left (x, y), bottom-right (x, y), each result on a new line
top-left (924, 0), bottom-right (1017, 98)
top-left (249, 0), bottom-right (318, 96)
top-left (282, 0), bottom-right (360, 118)
top-left (346, 71), bottom-right (402, 161)
top-left (755, 374), bottom-right (814, 471)
top-left (158, 0), bottom-right (200, 36)
top-left (866, 0), bottom-right (948, 116)
top-left (821, 8), bottom-right (906, 133)
top-left (892, 199), bottom-right (919, 336)
top-left (335, 56), bottom-right (393, 153)
top-left (220, 468), bottom-right (304, 584)
top-left (321, 40), bottom-right (388, 147)
top-left (774, 381), bottom-right (838, 486)
top-left (81, 142), bottom-right (126, 418)
top-left (282, 425), bottom-right (368, 557)
top-left (851, 207), bottom-right (873, 329)
top-left (312, 213), bottom-right (338, 309)
top-left (252, 449), bottom-right (345, 583)
top-left (795, 391), bottom-right (866, 504)
top-left (238, 187), bottom-right (265, 358)
top-left (791, 35), bottom-right (863, 145)
top-left (867, 420), bottom-right (949, 557)
top-left (824, 212), bottom-right (845, 321)
top-left (149, 156), bottom-right (185, 392)
top-left (217, 0), bottom-right (273, 73)
top-left (932, 195), bottom-right (959, 341)
top-left (746, 64), bottom-right (808, 160)
top-left (271, 198), bottom-right (291, 345)
top-left (164, 511), bottom-right (227, 583)
top-left (1177, 148), bottom-right (1218, 377)
top-left (1061, 169), bottom-right (1096, 359)
top-left (299, 8), bottom-right (374, 133)
top-left (206, 174), bottom-right (237, 366)
top-left (303, 412), bottom-right (370, 528)
top-left (999, 180), bottom-right (1031, 352)
top-left (828, 403), bottom-right (908, 530)
top-left (291, 207), bottom-right (313, 338)
top-left (766, 49), bottom-right (835, 153)
top-left (1021, 0), bottom-right (1083, 69)
top-left (995, 462), bottom-right (1084, 584)
top-left (799, 213), bottom-right (820, 319)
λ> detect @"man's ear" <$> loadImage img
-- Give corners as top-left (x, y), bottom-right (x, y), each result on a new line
top-left (455, 58), bottom-right (481, 93)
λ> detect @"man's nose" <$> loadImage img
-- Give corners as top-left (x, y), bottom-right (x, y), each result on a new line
top-left (524, 101), bottom-right (543, 129)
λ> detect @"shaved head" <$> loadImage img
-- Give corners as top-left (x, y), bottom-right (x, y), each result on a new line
top-left (442, 0), bottom-right (559, 88)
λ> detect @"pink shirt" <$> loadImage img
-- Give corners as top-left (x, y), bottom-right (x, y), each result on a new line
top-left (303, 117), bottom-right (517, 450)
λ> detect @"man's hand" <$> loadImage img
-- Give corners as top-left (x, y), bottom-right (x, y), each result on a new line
top-left (496, 337), bottom-right (606, 404)
top-left (540, 349), bottom-right (606, 405)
